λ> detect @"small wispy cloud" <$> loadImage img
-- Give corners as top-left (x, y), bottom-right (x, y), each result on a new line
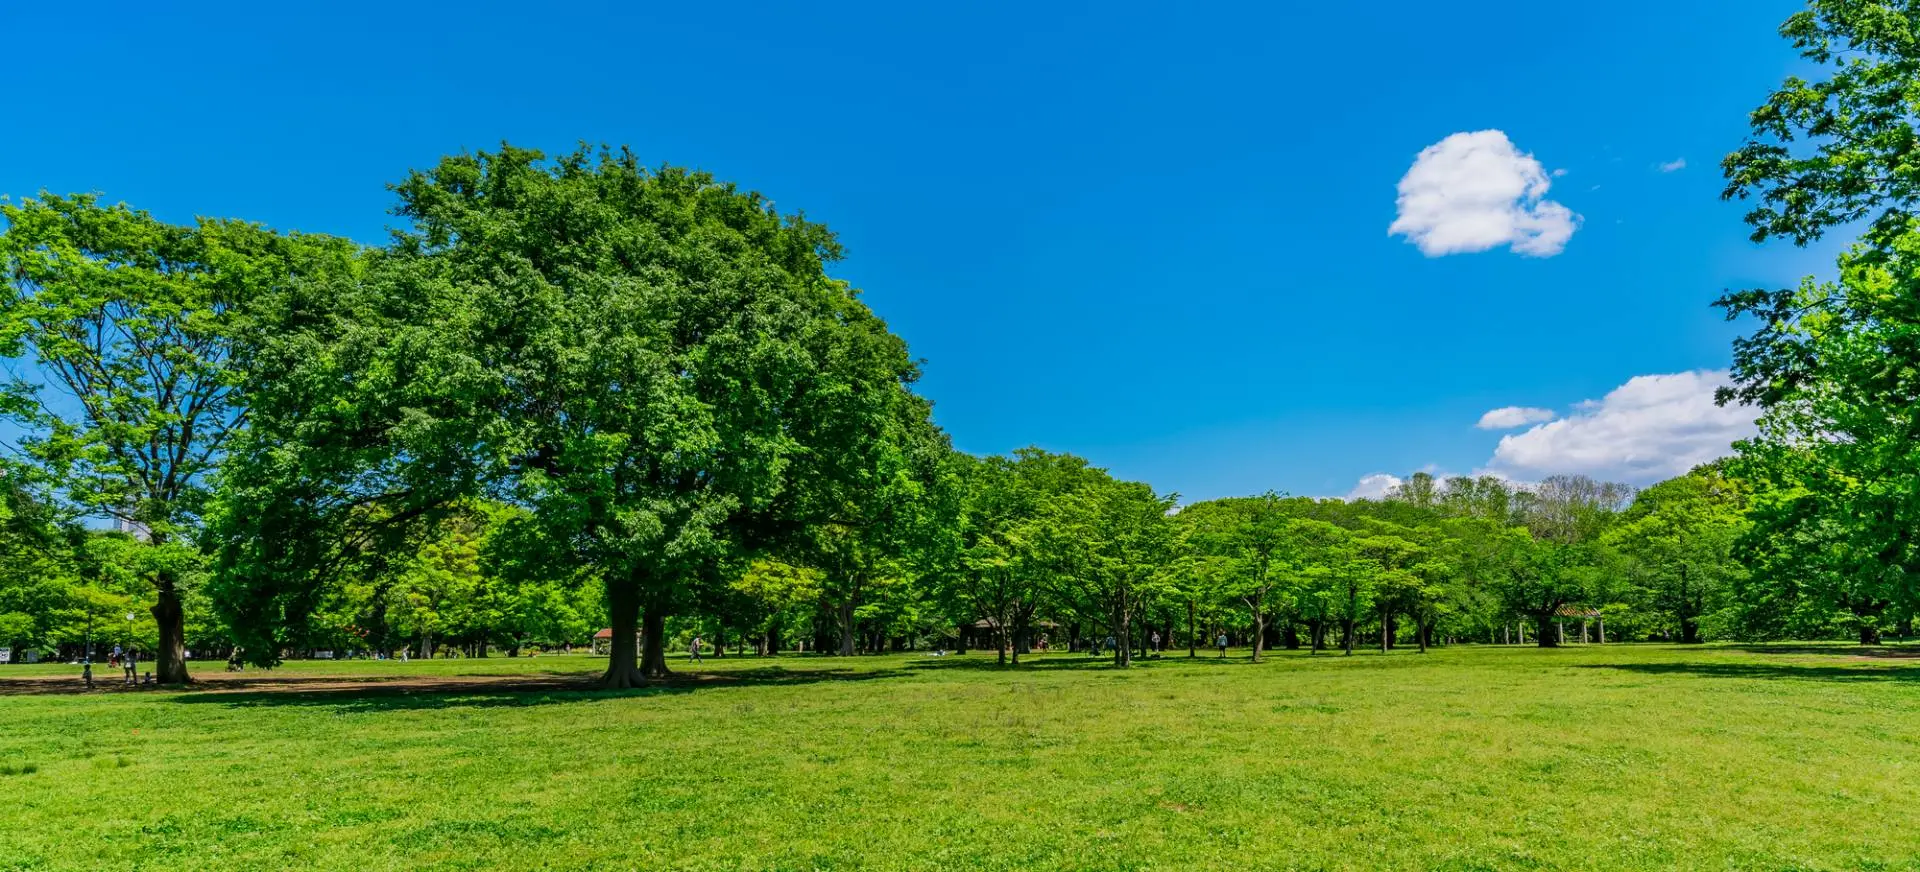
top-left (1657, 158), bottom-right (1686, 173)
top-left (1475, 406), bottom-right (1557, 430)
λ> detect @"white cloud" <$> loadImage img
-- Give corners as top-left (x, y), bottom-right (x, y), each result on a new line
top-left (1389, 130), bottom-right (1580, 257)
top-left (1658, 158), bottom-right (1687, 173)
top-left (1475, 406), bottom-right (1557, 430)
top-left (1484, 370), bottom-right (1757, 484)
top-left (1345, 473), bottom-right (1403, 501)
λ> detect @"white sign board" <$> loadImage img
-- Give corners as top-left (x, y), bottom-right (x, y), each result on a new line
top-left (0, 647), bottom-right (11, 663)
top-left (315, 650), bottom-right (334, 660)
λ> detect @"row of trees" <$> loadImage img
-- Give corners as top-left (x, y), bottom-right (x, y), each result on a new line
top-left (5, 1), bottom-right (1920, 683)
top-left (0, 150), bottom-right (1759, 686)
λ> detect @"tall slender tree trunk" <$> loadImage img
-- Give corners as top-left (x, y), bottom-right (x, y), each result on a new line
top-left (1250, 608), bottom-right (1266, 663)
top-left (640, 607), bottom-right (671, 677)
top-left (1379, 605), bottom-right (1389, 653)
top-left (1416, 619), bottom-right (1429, 654)
top-left (1342, 619), bottom-right (1355, 655)
top-left (601, 576), bottom-right (645, 688)
top-left (1187, 599), bottom-right (1196, 658)
top-left (838, 596), bottom-right (856, 656)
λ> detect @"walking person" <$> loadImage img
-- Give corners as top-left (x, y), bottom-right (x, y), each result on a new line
top-left (689, 636), bottom-right (704, 663)
top-left (1217, 632), bottom-right (1229, 657)
top-left (1150, 631), bottom-right (1162, 658)
top-left (122, 647), bottom-right (138, 686)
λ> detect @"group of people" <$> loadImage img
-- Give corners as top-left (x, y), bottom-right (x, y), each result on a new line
top-left (106, 645), bottom-right (141, 685)
top-left (1079, 631), bottom-right (1233, 657)
top-left (1083, 631), bottom-right (1175, 658)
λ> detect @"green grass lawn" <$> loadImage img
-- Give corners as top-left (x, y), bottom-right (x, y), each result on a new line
top-left (3, 643), bottom-right (1918, 871)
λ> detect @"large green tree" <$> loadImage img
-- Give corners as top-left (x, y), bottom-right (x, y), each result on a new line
top-left (1178, 493), bottom-right (1308, 662)
top-left (1717, 2), bottom-right (1920, 639)
top-left (1046, 475), bottom-right (1177, 667)
top-left (0, 195), bottom-right (351, 682)
top-left (1606, 466), bottom-right (1747, 643)
top-left (947, 449), bottom-right (1106, 665)
top-left (212, 146), bottom-right (937, 688)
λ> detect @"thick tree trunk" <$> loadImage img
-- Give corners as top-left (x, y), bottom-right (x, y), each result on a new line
top-left (151, 573), bottom-right (189, 684)
top-left (1535, 614), bottom-right (1558, 648)
top-left (1283, 622), bottom-right (1301, 650)
top-left (1250, 608), bottom-right (1266, 663)
top-left (1680, 617), bottom-right (1703, 644)
top-left (1341, 619), bottom-right (1355, 655)
top-left (641, 608), bottom-right (671, 677)
top-left (838, 598), bottom-right (856, 656)
top-left (600, 577), bottom-right (645, 688)
top-left (1416, 620), bottom-right (1428, 654)
top-left (1860, 624), bottom-right (1883, 646)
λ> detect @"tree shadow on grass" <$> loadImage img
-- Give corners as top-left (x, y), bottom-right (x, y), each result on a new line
top-left (1577, 661), bottom-right (1920, 683)
top-left (908, 656), bottom-right (1119, 672)
top-left (99, 665), bottom-right (906, 712)
top-left (1722, 643), bottom-right (1920, 659)
top-left (905, 653), bottom-right (1277, 672)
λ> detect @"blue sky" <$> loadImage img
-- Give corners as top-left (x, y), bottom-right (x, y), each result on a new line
top-left (0, 1), bottom-right (1827, 502)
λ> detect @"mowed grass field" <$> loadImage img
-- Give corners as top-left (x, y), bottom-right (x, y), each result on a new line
top-left (3, 643), bottom-right (1918, 871)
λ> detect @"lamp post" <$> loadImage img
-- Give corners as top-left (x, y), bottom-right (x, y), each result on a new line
top-left (125, 612), bottom-right (137, 686)
top-left (82, 611), bottom-right (95, 689)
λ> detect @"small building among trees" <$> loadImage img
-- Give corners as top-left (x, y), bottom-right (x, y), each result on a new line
top-left (591, 628), bottom-right (642, 656)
